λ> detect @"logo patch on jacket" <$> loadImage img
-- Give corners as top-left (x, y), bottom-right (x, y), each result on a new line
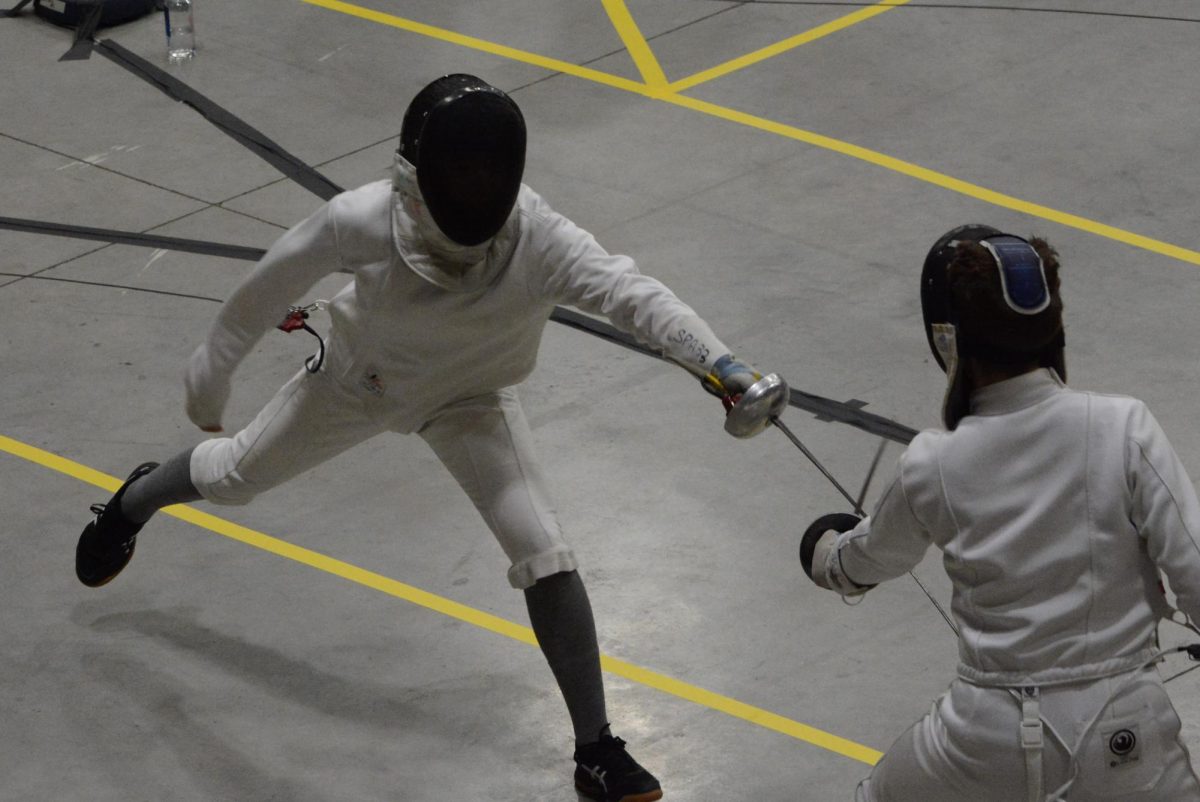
top-left (1104, 725), bottom-right (1142, 768)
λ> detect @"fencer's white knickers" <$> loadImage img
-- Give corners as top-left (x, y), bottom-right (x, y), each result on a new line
top-left (190, 368), bottom-right (576, 589)
top-left (856, 668), bottom-right (1200, 802)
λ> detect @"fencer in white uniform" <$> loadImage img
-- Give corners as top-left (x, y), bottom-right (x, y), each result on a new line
top-left (76, 74), bottom-right (776, 802)
top-left (182, 151), bottom-right (735, 587)
top-left (802, 225), bottom-right (1200, 801)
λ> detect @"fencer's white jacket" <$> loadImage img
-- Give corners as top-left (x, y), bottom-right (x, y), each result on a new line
top-left (834, 369), bottom-right (1200, 688)
top-left (185, 167), bottom-right (730, 434)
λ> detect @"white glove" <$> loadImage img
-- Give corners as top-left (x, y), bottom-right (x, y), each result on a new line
top-left (800, 513), bottom-right (874, 597)
top-left (184, 344), bottom-right (231, 433)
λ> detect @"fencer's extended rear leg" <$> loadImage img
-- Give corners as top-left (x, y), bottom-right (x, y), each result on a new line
top-left (76, 368), bottom-right (385, 587)
top-left (75, 448), bottom-right (202, 588)
top-left (120, 447), bottom-right (203, 522)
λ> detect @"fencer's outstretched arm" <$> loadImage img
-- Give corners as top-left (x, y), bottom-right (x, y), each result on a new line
top-left (529, 198), bottom-right (735, 380)
top-left (1127, 403), bottom-right (1200, 623)
top-left (832, 439), bottom-right (938, 588)
top-left (186, 201), bottom-right (345, 431)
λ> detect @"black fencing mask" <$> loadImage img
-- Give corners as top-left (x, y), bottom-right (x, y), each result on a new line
top-left (920, 224), bottom-right (1065, 429)
top-left (399, 75), bottom-right (526, 246)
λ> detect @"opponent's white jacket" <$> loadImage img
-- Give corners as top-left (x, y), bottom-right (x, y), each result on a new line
top-left (185, 159), bottom-right (730, 434)
top-left (834, 368), bottom-right (1200, 687)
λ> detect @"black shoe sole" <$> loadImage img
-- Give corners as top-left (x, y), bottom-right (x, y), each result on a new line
top-left (575, 784), bottom-right (663, 802)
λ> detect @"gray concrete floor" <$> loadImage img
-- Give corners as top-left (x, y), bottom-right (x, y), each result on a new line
top-left (2, 1), bottom-right (1199, 800)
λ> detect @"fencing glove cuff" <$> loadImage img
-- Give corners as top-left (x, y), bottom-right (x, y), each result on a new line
top-left (702, 354), bottom-right (763, 398)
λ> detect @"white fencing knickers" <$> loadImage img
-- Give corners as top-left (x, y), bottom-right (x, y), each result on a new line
top-left (855, 667), bottom-right (1200, 801)
top-left (190, 369), bottom-right (577, 589)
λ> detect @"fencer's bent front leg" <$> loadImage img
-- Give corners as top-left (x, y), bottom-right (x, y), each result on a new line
top-left (524, 570), bottom-right (608, 741)
top-left (419, 388), bottom-right (577, 589)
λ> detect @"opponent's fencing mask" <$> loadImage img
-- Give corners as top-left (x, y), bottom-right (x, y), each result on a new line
top-left (920, 224), bottom-right (1065, 430)
top-left (398, 74), bottom-right (526, 247)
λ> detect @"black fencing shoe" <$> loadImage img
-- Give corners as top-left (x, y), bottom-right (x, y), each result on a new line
top-left (574, 732), bottom-right (663, 802)
top-left (75, 462), bottom-right (159, 587)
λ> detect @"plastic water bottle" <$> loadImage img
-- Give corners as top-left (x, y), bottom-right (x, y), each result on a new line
top-left (164, 0), bottom-right (196, 63)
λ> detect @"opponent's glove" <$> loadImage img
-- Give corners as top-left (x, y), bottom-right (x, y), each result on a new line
top-left (800, 513), bottom-right (874, 597)
top-left (701, 354), bottom-right (763, 398)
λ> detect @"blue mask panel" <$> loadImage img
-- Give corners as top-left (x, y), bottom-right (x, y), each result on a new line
top-left (983, 236), bottom-right (1050, 314)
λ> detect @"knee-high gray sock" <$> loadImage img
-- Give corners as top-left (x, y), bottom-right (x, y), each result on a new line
top-left (119, 447), bottom-right (202, 523)
top-left (524, 570), bottom-right (609, 746)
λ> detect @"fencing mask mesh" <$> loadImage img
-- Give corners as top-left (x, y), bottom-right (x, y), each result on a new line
top-left (920, 224), bottom-right (1065, 429)
top-left (399, 74), bottom-right (526, 246)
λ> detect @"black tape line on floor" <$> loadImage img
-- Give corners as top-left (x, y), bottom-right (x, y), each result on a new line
top-left (0, 216), bottom-right (268, 261)
top-left (59, 3), bottom-right (103, 61)
top-left (550, 308), bottom-right (918, 444)
top-left (93, 40), bottom-right (344, 202)
top-left (1, 0), bottom-right (34, 18)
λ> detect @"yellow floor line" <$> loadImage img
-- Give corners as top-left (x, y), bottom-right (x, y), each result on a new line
top-left (300, 0), bottom-right (654, 98)
top-left (602, 0), bottom-right (669, 90)
top-left (1, 432), bottom-right (882, 766)
top-left (300, 0), bottom-right (1199, 267)
top-left (663, 92), bottom-right (1200, 266)
top-left (669, 0), bottom-right (910, 93)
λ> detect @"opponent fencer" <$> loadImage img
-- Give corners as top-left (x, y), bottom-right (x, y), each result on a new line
top-left (800, 225), bottom-right (1200, 801)
top-left (74, 74), bottom-right (775, 802)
